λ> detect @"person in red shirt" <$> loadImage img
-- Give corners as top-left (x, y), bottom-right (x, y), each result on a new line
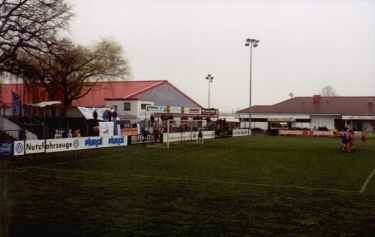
top-left (346, 129), bottom-right (354, 152)
top-left (361, 130), bottom-right (366, 143)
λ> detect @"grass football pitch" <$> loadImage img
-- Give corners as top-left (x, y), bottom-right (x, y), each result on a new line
top-left (1, 136), bottom-right (375, 236)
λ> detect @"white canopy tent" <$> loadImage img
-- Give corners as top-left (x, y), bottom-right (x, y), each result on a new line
top-left (77, 107), bottom-right (110, 120)
top-left (66, 106), bottom-right (117, 121)
top-left (29, 101), bottom-right (62, 108)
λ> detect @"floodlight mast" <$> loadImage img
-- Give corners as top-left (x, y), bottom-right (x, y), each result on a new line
top-left (245, 38), bottom-right (260, 131)
top-left (205, 74), bottom-right (214, 108)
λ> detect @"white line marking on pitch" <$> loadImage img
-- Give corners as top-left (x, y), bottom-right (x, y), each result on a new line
top-left (359, 168), bottom-right (375, 194)
top-left (132, 174), bottom-right (356, 194)
top-left (10, 167), bottom-right (357, 194)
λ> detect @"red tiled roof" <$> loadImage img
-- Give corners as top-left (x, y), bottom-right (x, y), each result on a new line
top-left (238, 96), bottom-right (375, 116)
top-left (1, 80), bottom-right (203, 108)
top-left (73, 80), bottom-right (165, 106)
top-left (73, 80), bottom-right (202, 108)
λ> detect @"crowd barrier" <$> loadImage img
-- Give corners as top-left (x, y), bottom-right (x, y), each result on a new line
top-left (279, 130), bottom-right (334, 137)
top-left (162, 131), bottom-right (215, 143)
top-left (7, 129), bottom-right (346, 157)
top-left (129, 134), bottom-right (157, 144)
top-left (232, 129), bottom-right (251, 137)
top-left (9, 131), bottom-right (217, 156)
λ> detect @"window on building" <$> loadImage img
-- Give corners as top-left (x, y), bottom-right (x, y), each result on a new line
top-left (141, 103), bottom-right (151, 110)
top-left (124, 102), bottom-right (131, 111)
top-left (296, 119), bottom-right (311, 123)
top-left (240, 118), bottom-right (267, 122)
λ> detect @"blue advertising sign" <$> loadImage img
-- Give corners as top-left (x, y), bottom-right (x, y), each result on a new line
top-left (84, 137), bottom-right (103, 147)
top-left (0, 143), bottom-right (13, 157)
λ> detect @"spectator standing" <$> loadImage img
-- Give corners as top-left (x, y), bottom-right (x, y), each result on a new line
top-left (112, 109), bottom-right (118, 121)
top-left (108, 109), bottom-right (112, 121)
top-left (102, 110), bottom-right (109, 121)
top-left (93, 110), bottom-right (98, 121)
top-left (198, 129), bottom-right (203, 144)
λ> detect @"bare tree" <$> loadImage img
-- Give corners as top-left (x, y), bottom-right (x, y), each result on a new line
top-left (15, 39), bottom-right (130, 109)
top-left (0, 0), bottom-right (71, 70)
top-left (321, 86), bottom-right (337, 97)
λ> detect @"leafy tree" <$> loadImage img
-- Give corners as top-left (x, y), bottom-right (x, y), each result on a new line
top-left (0, 0), bottom-right (71, 71)
top-left (321, 86), bottom-right (337, 97)
top-left (14, 39), bottom-right (130, 109)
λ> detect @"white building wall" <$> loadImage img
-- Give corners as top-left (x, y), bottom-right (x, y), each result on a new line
top-left (241, 121), bottom-right (250, 129)
top-left (292, 122), bottom-right (310, 129)
top-left (239, 113), bottom-right (310, 119)
top-left (253, 122), bottom-right (268, 130)
top-left (105, 100), bottom-right (136, 117)
top-left (310, 117), bottom-right (335, 129)
top-left (240, 121), bottom-right (268, 130)
top-left (137, 101), bottom-right (154, 120)
top-left (239, 113), bottom-right (310, 131)
top-left (105, 100), bottom-right (154, 119)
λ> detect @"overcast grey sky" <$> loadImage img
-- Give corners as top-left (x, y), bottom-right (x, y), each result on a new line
top-left (68, 0), bottom-right (375, 112)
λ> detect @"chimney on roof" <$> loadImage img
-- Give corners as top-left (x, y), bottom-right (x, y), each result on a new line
top-left (313, 95), bottom-right (321, 104)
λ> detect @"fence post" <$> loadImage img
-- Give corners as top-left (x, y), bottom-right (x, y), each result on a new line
top-left (166, 120), bottom-right (170, 149)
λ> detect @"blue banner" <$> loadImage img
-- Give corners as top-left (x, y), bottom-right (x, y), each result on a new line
top-left (0, 143), bottom-right (12, 157)
top-left (11, 91), bottom-right (21, 116)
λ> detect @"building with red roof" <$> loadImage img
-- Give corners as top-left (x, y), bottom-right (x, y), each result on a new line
top-left (0, 77), bottom-right (201, 108)
top-left (0, 75), bottom-right (217, 126)
top-left (74, 80), bottom-right (202, 108)
top-left (238, 95), bottom-right (375, 131)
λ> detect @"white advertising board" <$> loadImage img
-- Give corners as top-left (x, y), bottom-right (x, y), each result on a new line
top-left (146, 105), bottom-right (164, 113)
top-left (163, 132), bottom-right (182, 143)
top-left (278, 130), bottom-right (334, 137)
top-left (342, 116), bottom-right (375, 120)
top-left (233, 129), bottom-right (250, 137)
top-left (14, 139), bottom-right (46, 156)
top-left (81, 136), bottom-right (127, 149)
top-left (14, 141), bottom-right (25, 156)
top-left (13, 136), bottom-right (128, 156)
top-left (45, 138), bottom-right (82, 153)
top-left (162, 131), bottom-right (215, 143)
top-left (312, 131), bottom-right (334, 137)
top-left (146, 105), bottom-right (202, 115)
top-left (25, 139), bottom-right (46, 154)
top-left (99, 122), bottom-right (114, 137)
top-left (169, 106), bottom-right (182, 114)
top-left (188, 108), bottom-right (202, 115)
top-left (202, 131), bottom-right (215, 139)
top-left (279, 130), bottom-right (304, 136)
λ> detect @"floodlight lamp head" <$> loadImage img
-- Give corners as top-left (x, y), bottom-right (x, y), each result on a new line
top-left (206, 74), bottom-right (214, 81)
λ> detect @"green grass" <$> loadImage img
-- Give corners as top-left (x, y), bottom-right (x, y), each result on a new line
top-left (1, 136), bottom-right (375, 236)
